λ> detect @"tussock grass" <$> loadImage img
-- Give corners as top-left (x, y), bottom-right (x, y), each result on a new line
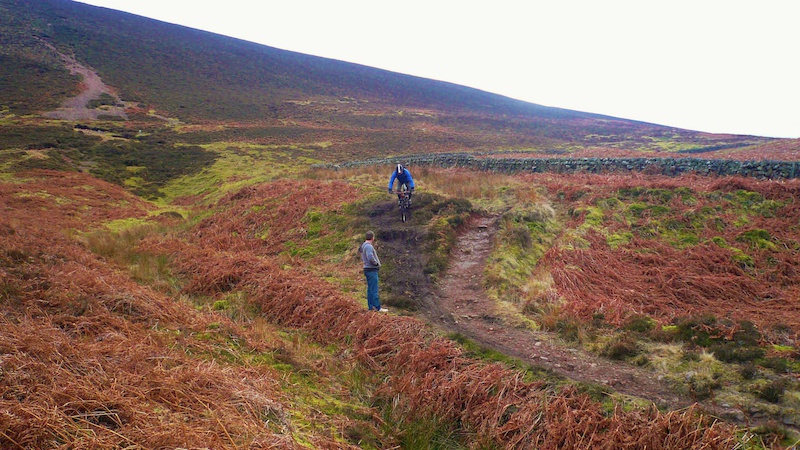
top-left (82, 223), bottom-right (180, 294)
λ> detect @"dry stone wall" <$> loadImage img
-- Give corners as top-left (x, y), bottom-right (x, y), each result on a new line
top-left (333, 153), bottom-right (799, 179)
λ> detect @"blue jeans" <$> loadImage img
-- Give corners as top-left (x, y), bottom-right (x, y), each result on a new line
top-left (364, 269), bottom-right (381, 310)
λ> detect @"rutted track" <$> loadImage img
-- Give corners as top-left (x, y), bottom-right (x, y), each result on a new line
top-left (422, 214), bottom-right (692, 408)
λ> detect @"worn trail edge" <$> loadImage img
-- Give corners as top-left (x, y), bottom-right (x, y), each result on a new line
top-left (425, 214), bottom-right (694, 410)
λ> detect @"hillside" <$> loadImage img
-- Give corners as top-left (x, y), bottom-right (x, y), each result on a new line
top-left (3, 0), bottom-right (796, 162)
top-left (2, 0), bottom-right (800, 448)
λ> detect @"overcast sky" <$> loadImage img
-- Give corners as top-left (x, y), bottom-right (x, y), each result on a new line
top-left (74, 0), bottom-right (799, 138)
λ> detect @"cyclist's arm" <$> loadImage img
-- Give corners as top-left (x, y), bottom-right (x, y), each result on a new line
top-left (405, 170), bottom-right (415, 189)
top-left (388, 172), bottom-right (397, 191)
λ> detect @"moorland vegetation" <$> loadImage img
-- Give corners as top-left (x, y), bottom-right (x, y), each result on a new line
top-left (2, 0), bottom-right (800, 448)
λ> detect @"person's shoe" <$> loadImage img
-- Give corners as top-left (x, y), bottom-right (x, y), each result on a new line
top-left (379, 308), bottom-right (389, 313)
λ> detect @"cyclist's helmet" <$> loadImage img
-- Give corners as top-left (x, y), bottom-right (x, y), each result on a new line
top-left (396, 164), bottom-right (404, 174)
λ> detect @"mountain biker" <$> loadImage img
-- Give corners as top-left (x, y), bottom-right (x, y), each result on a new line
top-left (388, 163), bottom-right (415, 204)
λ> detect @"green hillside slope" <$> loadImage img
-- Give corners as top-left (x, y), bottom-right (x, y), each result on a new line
top-left (1, 0), bottom-right (784, 161)
top-left (2, 0), bottom-right (592, 120)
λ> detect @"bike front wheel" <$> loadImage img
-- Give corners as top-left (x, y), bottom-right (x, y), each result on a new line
top-left (400, 198), bottom-right (410, 222)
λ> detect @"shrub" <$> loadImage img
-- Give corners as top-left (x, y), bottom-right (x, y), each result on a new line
top-left (733, 321), bottom-right (762, 346)
top-left (739, 363), bottom-right (758, 380)
top-left (508, 225), bottom-right (532, 249)
top-left (601, 332), bottom-right (641, 360)
top-left (684, 370), bottom-right (721, 401)
top-left (87, 92), bottom-right (122, 109)
top-left (623, 314), bottom-right (656, 334)
top-left (709, 343), bottom-right (765, 363)
top-left (556, 316), bottom-right (584, 343)
top-left (751, 421), bottom-right (788, 449)
top-left (759, 357), bottom-right (789, 374)
top-left (674, 315), bottom-right (718, 347)
top-left (756, 379), bottom-right (787, 403)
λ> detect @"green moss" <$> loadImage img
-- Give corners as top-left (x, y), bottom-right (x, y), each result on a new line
top-left (732, 190), bottom-right (764, 206)
top-left (676, 187), bottom-right (698, 206)
top-left (596, 197), bottom-right (621, 209)
top-left (578, 206), bottom-right (604, 227)
top-left (712, 236), bottom-right (728, 247)
top-left (627, 203), bottom-right (648, 218)
top-left (159, 142), bottom-right (324, 204)
top-left (733, 215), bottom-right (750, 227)
top-left (279, 209), bottom-right (354, 263)
top-left (711, 236), bottom-right (756, 267)
top-left (772, 344), bottom-right (794, 353)
top-left (103, 217), bottom-right (151, 232)
top-left (618, 187), bottom-right (674, 204)
top-left (648, 205), bottom-right (671, 216)
top-left (607, 231), bottom-right (633, 249)
top-left (736, 229), bottom-right (778, 251)
top-left (730, 248), bottom-right (755, 268)
top-left (422, 199), bottom-right (472, 278)
top-left (212, 299), bottom-right (229, 310)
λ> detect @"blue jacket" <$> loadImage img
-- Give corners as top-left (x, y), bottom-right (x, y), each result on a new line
top-left (388, 168), bottom-right (415, 191)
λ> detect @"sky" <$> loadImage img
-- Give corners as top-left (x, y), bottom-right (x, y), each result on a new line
top-left (74, 0), bottom-right (800, 138)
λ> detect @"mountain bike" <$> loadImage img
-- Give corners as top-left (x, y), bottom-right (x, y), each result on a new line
top-left (391, 186), bottom-right (411, 222)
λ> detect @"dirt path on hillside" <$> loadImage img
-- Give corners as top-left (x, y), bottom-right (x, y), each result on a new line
top-left (422, 215), bottom-right (700, 410)
top-left (42, 46), bottom-right (127, 121)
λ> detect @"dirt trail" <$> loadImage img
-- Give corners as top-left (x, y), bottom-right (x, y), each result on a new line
top-left (424, 214), bottom-right (693, 409)
top-left (42, 47), bottom-right (127, 121)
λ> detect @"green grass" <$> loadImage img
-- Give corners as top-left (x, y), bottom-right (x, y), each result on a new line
top-left (0, 54), bottom-right (81, 114)
top-left (0, 122), bottom-right (219, 199)
top-left (157, 142), bottom-right (325, 205)
top-left (282, 208), bottom-right (355, 262)
top-left (81, 223), bottom-right (182, 294)
top-left (483, 201), bottom-right (559, 325)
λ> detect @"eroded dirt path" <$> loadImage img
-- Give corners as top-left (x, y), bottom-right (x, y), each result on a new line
top-left (424, 214), bottom-right (692, 409)
top-left (42, 47), bottom-right (127, 121)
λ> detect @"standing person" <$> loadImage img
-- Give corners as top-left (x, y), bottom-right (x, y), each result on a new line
top-left (388, 163), bottom-right (415, 204)
top-left (358, 230), bottom-right (387, 312)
